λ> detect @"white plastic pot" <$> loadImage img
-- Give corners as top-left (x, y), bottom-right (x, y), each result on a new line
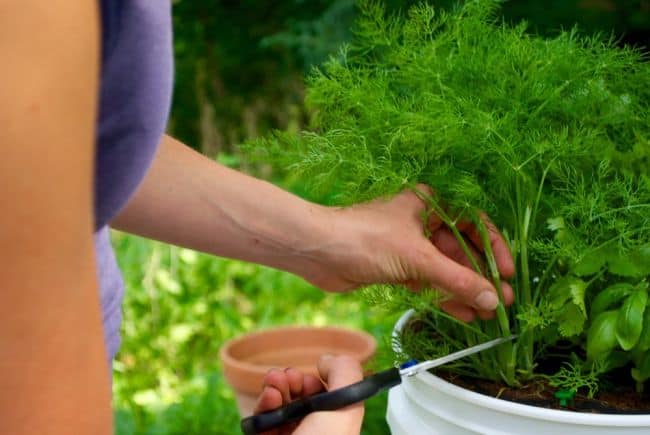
top-left (386, 309), bottom-right (650, 434)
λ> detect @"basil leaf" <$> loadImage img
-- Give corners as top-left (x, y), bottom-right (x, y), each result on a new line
top-left (636, 309), bottom-right (650, 352)
top-left (603, 350), bottom-right (630, 372)
top-left (587, 310), bottom-right (619, 361)
top-left (590, 283), bottom-right (634, 318)
top-left (615, 290), bottom-right (648, 351)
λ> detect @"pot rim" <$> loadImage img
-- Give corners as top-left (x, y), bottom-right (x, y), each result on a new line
top-left (393, 309), bottom-right (650, 427)
top-left (221, 324), bottom-right (377, 376)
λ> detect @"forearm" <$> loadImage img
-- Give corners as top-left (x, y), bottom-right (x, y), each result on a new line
top-left (113, 135), bottom-right (339, 277)
top-left (296, 411), bottom-right (363, 435)
top-left (114, 137), bottom-right (514, 311)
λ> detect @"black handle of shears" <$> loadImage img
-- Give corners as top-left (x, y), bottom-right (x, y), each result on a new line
top-left (240, 367), bottom-right (401, 435)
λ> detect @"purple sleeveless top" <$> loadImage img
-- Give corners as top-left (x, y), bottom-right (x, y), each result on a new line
top-left (95, 1), bottom-right (173, 363)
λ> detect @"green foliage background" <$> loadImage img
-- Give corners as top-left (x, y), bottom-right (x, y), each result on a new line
top-left (112, 231), bottom-right (397, 434)
top-left (254, 0), bottom-right (650, 384)
top-left (114, 1), bottom-right (649, 434)
top-left (169, 0), bottom-right (649, 156)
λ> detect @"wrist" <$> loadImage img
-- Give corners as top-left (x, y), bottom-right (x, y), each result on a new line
top-left (296, 407), bottom-right (364, 435)
top-left (285, 204), bottom-right (371, 292)
top-left (279, 204), bottom-right (343, 278)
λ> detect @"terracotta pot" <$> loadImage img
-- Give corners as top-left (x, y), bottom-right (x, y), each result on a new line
top-left (220, 325), bottom-right (377, 417)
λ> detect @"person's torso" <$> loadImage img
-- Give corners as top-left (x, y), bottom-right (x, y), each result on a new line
top-left (95, 0), bottom-right (173, 362)
top-left (96, 0), bottom-right (173, 228)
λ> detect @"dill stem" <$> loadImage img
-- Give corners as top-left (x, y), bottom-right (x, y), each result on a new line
top-left (476, 219), bottom-right (515, 384)
top-left (514, 172), bottom-right (534, 376)
top-left (476, 219), bottom-right (510, 334)
top-left (520, 206), bottom-right (532, 306)
top-left (448, 222), bottom-right (483, 274)
top-left (428, 307), bottom-right (489, 339)
top-left (412, 187), bottom-right (483, 275)
top-left (519, 205), bottom-right (534, 375)
top-left (533, 254), bottom-right (558, 305)
top-left (483, 319), bottom-right (502, 380)
top-left (413, 186), bottom-right (505, 380)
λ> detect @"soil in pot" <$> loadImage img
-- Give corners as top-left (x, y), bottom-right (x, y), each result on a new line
top-left (403, 318), bottom-right (650, 414)
top-left (436, 368), bottom-right (650, 415)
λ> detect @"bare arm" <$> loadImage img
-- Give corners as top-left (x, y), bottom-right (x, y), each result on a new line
top-left (114, 136), bottom-right (515, 320)
top-left (113, 135), bottom-right (335, 282)
top-left (0, 2), bottom-right (111, 433)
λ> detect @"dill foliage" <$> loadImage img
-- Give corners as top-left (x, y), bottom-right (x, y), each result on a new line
top-left (247, 0), bottom-right (650, 390)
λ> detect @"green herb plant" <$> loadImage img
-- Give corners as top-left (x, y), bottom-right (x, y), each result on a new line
top-left (246, 0), bottom-right (650, 393)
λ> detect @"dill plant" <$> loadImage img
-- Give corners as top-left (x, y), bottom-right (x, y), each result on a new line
top-left (247, 0), bottom-right (650, 391)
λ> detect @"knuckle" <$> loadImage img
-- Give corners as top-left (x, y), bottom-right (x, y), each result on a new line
top-left (336, 354), bottom-right (358, 365)
top-left (453, 272), bottom-right (478, 295)
top-left (329, 355), bottom-right (355, 369)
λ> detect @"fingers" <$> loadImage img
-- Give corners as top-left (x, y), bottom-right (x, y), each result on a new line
top-left (254, 368), bottom-right (325, 435)
top-left (501, 281), bottom-right (515, 306)
top-left (414, 185), bottom-right (514, 277)
top-left (439, 300), bottom-right (477, 322)
top-left (457, 214), bottom-right (515, 279)
top-left (412, 185), bottom-right (514, 279)
top-left (426, 206), bottom-right (515, 318)
top-left (302, 374), bottom-right (324, 397)
top-left (255, 384), bottom-right (283, 415)
top-left (255, 382), bottom-right (292, 435)
top-left (256, 368), bottom-right (325, 410)
top-left (438, 281), bottom-right (514, 321)
top-left (284, 368), bottom-right (304, 398)
top-left (284, 355), bottom-right (364, 435)
top-left (261, 368), bottom-right (292, 403)
top-left (430, 227), bottom-right (484, 274)
top-left (431, 228), bottom-right (515, 309)
top-left (414, 241), bottom-right (499, 311)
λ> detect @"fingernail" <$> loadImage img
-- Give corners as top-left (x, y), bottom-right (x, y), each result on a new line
top-left (321, 353), bottom-right (334, 360)
top-left (474, 291), bottom-right (498, 310)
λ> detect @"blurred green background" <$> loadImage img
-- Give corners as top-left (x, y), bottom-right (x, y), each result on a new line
top-left (113, 1), bottom-right (649, 434)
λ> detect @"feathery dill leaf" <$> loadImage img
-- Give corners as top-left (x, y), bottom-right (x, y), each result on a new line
top-left (246, 0), bottom-right (650, 388)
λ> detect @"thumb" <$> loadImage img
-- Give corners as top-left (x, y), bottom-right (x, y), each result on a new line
top-left (292, 355), bottom-right (364, 435)
top-left (317, 354), bottom-right (363, 389)
top-left (415, 242), bottom-right (500, 311)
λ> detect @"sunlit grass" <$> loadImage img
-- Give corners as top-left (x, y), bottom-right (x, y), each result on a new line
top-left (112, 231), bottom-right (396, 434)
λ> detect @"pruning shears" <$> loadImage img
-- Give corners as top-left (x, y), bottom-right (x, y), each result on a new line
top-left (240, 334), bottom-right (516, 435)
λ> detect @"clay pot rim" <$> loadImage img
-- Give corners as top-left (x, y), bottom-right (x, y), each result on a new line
top-left (220, 324), bottom-right (377, 376)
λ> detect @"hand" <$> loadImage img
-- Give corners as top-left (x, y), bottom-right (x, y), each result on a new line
top-left (112, 138), bottom-right (512, 322)
top-left (303, 185), bottom-right (515, 322)
top-left (255, 355), bottom-right (364, 435)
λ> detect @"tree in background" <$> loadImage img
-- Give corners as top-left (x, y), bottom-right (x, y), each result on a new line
top-left (169, 0), bottom-right (649, 156)
top-left (113, 2), bottom-right (649, 433)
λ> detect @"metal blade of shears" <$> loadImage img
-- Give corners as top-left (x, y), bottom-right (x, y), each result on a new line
top-left (399, 335), bottom-right (517, 377)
